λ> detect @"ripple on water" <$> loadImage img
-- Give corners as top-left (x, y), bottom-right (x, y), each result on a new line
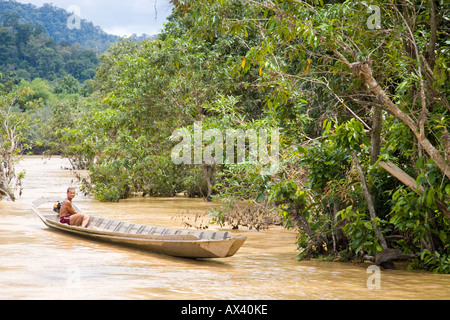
top-left (1, 156), bottom-right (449, 300)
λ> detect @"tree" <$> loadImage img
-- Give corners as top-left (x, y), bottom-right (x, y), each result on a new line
top-left (0, 0), bottom-right (122, 53)
top-left (54, 75), bottom-right (79, 95)
top-left (238, 0), bottom-right (448, 175)
top-left (0, 19), bottom-right (101, 83)
top-left (0, 81), bottom-right (36, 200)
top-left (52, 0), bottom-right (450, 271)
top-left (183, 0), bottom-right (449, 269)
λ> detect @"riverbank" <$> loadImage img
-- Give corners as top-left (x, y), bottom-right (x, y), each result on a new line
top-left (0, 156), bottom-right (449, 300)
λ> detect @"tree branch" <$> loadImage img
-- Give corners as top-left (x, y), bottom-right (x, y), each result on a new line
top-left (379, 161), bottom-right (450, 220)
top-left (427, 0), bottom-right (437, 68)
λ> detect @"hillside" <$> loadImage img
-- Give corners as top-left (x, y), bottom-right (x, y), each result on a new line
top-left (0, 18), bottom-right (100, 82)
top-left (0, 0), bottom-right (128, 53)
top-left (0, 0), bottom-right (156, 83)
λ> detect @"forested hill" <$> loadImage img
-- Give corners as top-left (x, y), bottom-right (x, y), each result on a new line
top-left (0, 0), bottom-right (155, 83)
top-left (0, 17), bottom-right (100, 82)
top-left (0, 0), bottom-right (121, 52)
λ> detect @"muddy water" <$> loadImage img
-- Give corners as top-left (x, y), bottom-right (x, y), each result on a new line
top-left (0, 156), bottom-right (449, 300)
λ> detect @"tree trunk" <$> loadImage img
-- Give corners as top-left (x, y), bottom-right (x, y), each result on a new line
top-left (370, 106), bottom-right (382, 165)
top-left (331, 200), bottom-right (339, 256)
top-left (374, 248), bottom-right (416, 269)
top-left (202, 161), bottom-right (216, 201)
top-left (0, 175), bottom-right (15, 201)
top-left (351, 150), bottom-right (388, 250)
top-left (290, 206), bottom-right (327, 258)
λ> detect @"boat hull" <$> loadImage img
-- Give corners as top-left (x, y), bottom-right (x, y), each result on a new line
top-left (32, 197), bottom-right (246, 259)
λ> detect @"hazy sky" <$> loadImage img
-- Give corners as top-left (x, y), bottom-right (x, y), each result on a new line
top-left (14, 0), bottom-right (174, 36)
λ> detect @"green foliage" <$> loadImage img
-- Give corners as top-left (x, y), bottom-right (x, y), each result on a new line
top-left (269, 180), bottom-right (309, 229)
top-left (8, 0), bottom-right (448, 273)
top-left (0, 82), bottom-right (39, 199)
top-left (0, 0), bottom-right (122, 53)
top-left (333, 118), bottom-right (370, 151)
top-left (417, 250), bottom-right (450, 274)
top-left (54, 75), bottom-right (80, 95)
top-left (299, 139), bottom-right (350, 193)
top-left (337, 205), bottom-right (383, 256)
top-left (0, 20), bottom-right (100, 82)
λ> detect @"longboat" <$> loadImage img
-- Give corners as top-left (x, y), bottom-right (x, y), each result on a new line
top-left (31, 197), bottom-right (246, 258)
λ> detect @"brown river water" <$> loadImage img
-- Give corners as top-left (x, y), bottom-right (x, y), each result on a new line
top-left (0, 156), bottom-right (449, 300)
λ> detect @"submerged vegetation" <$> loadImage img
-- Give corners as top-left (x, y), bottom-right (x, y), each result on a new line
top-left (1, 0), bottom-right (449, 273)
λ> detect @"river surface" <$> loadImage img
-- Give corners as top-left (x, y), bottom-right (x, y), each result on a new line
top-left (0, 156), bottom-right (449, 300)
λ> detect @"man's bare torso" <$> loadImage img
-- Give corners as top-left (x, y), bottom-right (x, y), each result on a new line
top-left (60, 199), bottom-right (76, 217)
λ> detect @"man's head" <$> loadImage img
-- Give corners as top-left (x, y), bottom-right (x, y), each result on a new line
top-left (67, 187), bottom-right (76, 200)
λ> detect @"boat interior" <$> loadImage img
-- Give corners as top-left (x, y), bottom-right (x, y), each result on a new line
top-left (43, 213), bottom-right (232, 241)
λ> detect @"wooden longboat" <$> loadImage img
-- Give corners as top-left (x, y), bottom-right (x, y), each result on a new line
top-left (31, 197), bottom-right (246, 259)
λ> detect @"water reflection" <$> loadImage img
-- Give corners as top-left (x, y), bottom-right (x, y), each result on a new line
top-left (0, 156), bottom-right (449, 299)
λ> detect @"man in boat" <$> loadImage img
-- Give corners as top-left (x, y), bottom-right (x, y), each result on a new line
top-left (60, 187), bottom-right (90, 228)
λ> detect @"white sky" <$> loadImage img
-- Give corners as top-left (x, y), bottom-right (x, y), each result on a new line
top-left (14, 0), bottom-right (174, 36)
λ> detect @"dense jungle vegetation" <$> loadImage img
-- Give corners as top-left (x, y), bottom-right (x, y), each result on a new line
top-left (1, 0), bottom-right (449, 273)
top-left (0, 0), bottom-right (123, 52)
top-left (0, 18), bottom-right (100, 82)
